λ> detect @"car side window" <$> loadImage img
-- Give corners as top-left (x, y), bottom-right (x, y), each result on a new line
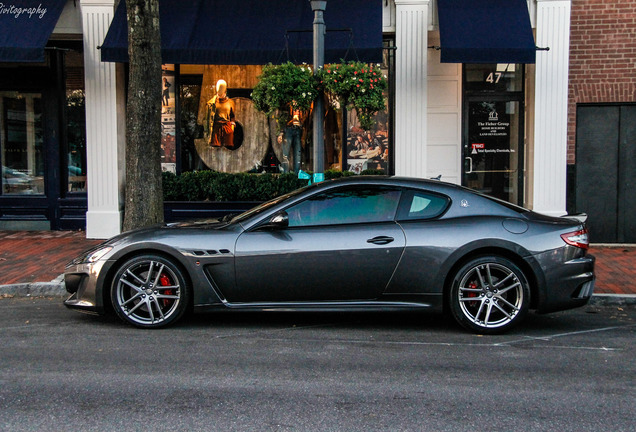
top-left (397, 190), bottom-right (450, 220)
top-left (286, 186), bottom-right (401, 227)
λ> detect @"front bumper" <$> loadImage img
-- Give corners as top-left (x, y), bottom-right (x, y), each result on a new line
top-left (63, 260), bottom-right (109, 315)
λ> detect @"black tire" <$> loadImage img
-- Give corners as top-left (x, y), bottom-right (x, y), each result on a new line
top-left (110, 254), bottom-right (190, 328)
top-left (449, 256), bottom-right (530, 334)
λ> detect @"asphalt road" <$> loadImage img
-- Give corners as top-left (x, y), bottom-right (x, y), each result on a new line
top-left (0, 298), bottom-right (634, 432)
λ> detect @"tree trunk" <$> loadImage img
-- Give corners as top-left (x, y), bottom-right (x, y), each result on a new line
top-left (122, 0), bottom-right (163, 231)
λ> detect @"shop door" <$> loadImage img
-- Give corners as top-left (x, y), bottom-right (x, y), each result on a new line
top-left (574, 105), bottom-right (636, 243)
top-left (0, 51), bottom-right (73, 230)
top-left (462, 65), bottom-right (525, 205)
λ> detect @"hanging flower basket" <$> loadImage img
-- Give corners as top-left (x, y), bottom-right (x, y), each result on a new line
top-left (318, 61), bottom-right (387, 131)
top-left (251, 62), bottom-right (318, 130)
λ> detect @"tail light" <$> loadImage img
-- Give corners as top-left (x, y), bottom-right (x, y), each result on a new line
top-left (561, 228), bottom-right (589, 249)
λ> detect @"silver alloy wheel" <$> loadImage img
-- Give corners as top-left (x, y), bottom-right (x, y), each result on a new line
top-left (457, 262), bottom-right (524, 330)
top-left (113, 257), bottom-right (183, 326)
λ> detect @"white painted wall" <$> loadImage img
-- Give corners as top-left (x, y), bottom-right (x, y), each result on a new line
top-left (427, 40), bottom-right (461, 184)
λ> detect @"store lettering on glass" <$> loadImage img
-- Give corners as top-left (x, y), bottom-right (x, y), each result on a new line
top-left (0, 3), bottom-right (47, 19)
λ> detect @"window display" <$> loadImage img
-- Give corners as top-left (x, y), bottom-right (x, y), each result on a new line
top-left (162, 42), bottom-right (393, 177)
top-left (161, 65), bottom-right (176, 173)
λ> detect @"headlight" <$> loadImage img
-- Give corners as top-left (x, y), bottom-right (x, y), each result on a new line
top-left (68, 245), bottom-right (113, 266)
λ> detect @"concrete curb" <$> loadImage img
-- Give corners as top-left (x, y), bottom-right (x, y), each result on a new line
top-left (1, 279), bottom-right (635, 306)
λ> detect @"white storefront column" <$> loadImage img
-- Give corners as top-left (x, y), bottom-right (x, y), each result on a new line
top-left (80, 0), bottom-right (123, 238)
top-left (533, 0), bottom-right (571, 216)
top-left (394, 0), bottom-right (430, 178)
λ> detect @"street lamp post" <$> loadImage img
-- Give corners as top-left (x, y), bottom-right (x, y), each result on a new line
top-left (310, 0), bottom-right (326, 181)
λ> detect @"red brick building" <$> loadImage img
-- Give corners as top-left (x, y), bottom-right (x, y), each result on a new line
top-left (567, 0), bottom-right (636, 243)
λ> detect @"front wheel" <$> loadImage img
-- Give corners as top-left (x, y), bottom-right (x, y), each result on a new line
top-left (449, 256), bottom-right (530, 334)
top-left (110, 255), bottom-right (190, 328)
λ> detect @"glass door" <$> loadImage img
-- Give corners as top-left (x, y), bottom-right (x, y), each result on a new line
top-left (462, 64), bottom-right (525, 205)
top-left (464, 99), bottom-right (522, 204)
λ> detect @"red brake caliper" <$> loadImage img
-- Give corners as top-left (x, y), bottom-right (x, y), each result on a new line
top-left (466, 282), bottom-right (478, 307)
top-left (159, 273), bottom-right (173, 307)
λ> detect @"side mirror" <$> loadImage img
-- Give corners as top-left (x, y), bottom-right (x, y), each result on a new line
top-left (269, 211), bottom-right (289, 228)
top-left (256, 211), bottom-right (289, 230)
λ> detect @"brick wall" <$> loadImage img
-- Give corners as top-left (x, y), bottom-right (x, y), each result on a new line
top-left (568, 0), bottom-right (636, 163)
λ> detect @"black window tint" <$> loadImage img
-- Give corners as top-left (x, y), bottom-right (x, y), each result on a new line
top-left (398, 190), bottom-right (450, 220)
top-left (287, 187), bottom-right (401, 227)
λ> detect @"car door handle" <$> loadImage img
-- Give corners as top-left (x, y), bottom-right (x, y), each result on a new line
top-left (367, 236), bottom-right (394, 245)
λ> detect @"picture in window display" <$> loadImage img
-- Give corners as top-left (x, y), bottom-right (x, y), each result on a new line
top-left (161, 68), bottom-right (176, 173)
top-left (346, 109), bottom-right (389, 174)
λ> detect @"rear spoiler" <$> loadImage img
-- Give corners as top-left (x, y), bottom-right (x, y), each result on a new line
top-left (562, 213), bottom-right (588, 224)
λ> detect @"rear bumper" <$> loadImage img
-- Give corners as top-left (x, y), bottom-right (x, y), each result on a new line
top-left (535, 251), bottom-right (595, 313)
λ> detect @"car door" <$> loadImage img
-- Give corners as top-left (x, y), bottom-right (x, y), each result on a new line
top-left (229, 185), bottom-right (406, 303)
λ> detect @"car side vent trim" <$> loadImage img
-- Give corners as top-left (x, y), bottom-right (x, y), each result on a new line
top-left (184, 250), bottom-right (221, 257)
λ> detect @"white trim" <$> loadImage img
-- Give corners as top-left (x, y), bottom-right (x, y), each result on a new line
top-left (80, 0), bottom-right (123, 238)
top-left (532, 0), bottom-right (571, 216)
top-left (394, 0), bottom-right (430, 178)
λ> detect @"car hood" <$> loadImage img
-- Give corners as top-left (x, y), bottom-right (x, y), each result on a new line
top-left (101, 219), bottom-right (232, 247)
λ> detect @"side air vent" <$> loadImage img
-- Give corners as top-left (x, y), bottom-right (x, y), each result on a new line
top-left (187, 250), bottom-right (222, 257)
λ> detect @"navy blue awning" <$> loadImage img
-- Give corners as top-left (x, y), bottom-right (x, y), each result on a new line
top-left (437, 0), bottom-right (536, 64)
top-left (0, 0), bottom-right (67, 62)
top-left (101, 0), bottom-right (383, 65)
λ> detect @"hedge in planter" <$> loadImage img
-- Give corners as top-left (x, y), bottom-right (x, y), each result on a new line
top-left (162, 170), bottom-right (386, 202)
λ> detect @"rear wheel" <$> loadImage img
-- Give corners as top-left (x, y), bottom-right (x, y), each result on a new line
top-left (449, 256), bottom-right (530, 334)
top-left (110, 255), bottom-right (189, 328)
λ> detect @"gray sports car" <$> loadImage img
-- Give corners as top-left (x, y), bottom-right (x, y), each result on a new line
top-left (64, 176), bottom-right (595, 333)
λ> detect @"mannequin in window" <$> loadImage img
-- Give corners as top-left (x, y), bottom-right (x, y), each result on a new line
top-left (283, 106), bottom-right (304, 173)
top-left (206, 79), bottom-right (236, 148)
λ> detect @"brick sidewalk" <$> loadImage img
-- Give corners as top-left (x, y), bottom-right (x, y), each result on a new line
top-left (0, 231), bottom-right (633, 295)
top-left (0, 231), bottom-right (101, 285)
top-left (590, 246), bottom-right (635, 295)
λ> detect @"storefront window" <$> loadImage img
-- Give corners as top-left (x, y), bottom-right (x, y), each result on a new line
top-left (0, 92), bottom-right (44, 195)
top-left (165, 45), bottom-right (393, 175)
top-left (179, 74), bottom-right (205, 172)
top-left (345, 39), bottom-right (393, 174)
top-left (161, 65), bottom-right (177, 173)
top-left (66, 49), bottom-right (87, 193)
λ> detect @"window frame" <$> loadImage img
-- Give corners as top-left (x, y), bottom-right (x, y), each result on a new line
top-left (283, 185), bottom-right (403, 228)
top-left (395, 188), bottom-right (451, 221)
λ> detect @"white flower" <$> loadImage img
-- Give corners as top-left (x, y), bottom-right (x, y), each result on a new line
top-left (271, 86), bottom-right (276, 90)
top-left (302, 92), bottom-right (306, 98)
top-left (361, 89), bottom-right (366, 93)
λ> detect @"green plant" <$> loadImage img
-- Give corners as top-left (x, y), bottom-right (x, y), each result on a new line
top-left (163, 171), bottom-right (308, 202)
top-left (251, 62), bottom-right (318, 129)
top-left (318, 61), bottom-right (387, 130)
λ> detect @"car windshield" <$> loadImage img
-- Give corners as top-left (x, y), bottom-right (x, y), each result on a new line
top-left (229, 182), bottom-right (317, 224)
